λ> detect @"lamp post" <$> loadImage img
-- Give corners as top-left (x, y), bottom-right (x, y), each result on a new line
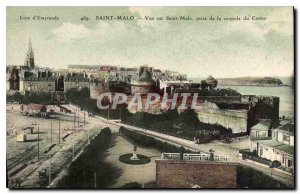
top-left (48, 82), bottom-right (52, 92)
top-left (77, 107), bottom-right (79, 127)
top-left (76, 82), bottom-right (79, 92)
top-left (50, 123), bottom-right (53, 146)
top-left (58, 117), bottom-right (61, 144)
top-left (74, 107), bottom-right (76, 131)
top-left (209, 149), bottom-right (215, 161)
top-left (107, 108), bottom-right (110, 121)
top-left (37, 126), bottom-right (40, 161)
top-left (48, 154), bottom-right (52, 187)
top-left (87, 128), bottom-right (90, 144)
top-left (84, 107), bottom-right (86, 125)
top-left (72, 145), bottom-right (75, 161)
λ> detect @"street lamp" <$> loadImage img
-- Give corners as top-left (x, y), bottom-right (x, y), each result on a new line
top-left (48, 82), bottom-right (52, 92)
top-left (76, 81), bottom-right (79, 91)
top-left (209, 149), bottom-right (215, 161)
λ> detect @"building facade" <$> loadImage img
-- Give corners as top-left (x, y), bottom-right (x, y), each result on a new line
top-left (250, 120), bottom-right (272, 139)
top-left (250, 123), bottom-right (294, 170)
top-left (131, 66), bottom-right (157, 95)
top-left (19, 77), bottom-right (56, 92)
top-left (64, 75), bottom-right (90, 92)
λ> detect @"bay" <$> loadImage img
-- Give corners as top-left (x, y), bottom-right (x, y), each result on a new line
top-left (218, 86), bottom-right (294, 118)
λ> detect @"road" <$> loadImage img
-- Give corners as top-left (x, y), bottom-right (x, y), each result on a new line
top-left (65, 104), bottom-right (294, 187)
top-left (104, 119), bottom-right (294, 187)
top-left (7, 103), bottom-right (294, 188)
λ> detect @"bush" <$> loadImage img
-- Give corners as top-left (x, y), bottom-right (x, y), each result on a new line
top-left (120, 182), bottom-right (142, 188)
top-left (242, 153), bottom-right (272, 166)
top-left (7, 92), bottom-right (24, 103)
top-left (237, 165), bottom-right (288, 188)
top-left (122, 109), bottom-right (232, 141)
top-left (65, 88), bottom-right (122, 119)
top-left (119, 154), bottom-right (151, 165)
top-left (57, 127), bottom-right (121, 188)
top-left (271, 160), bottom-right (281, 168)
top-left (7, 91), bottom-right (53, 105)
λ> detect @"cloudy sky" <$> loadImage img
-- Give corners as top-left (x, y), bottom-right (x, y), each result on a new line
top-left (7, 7), bottom-right (293, 78)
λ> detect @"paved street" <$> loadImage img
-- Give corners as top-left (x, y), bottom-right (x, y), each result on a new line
top-left (6, 103), bottom-right (294, 188)
top-left (107, 121), bottom-right (294, 187)
top-left (63, 105), bottom-right (295, 187)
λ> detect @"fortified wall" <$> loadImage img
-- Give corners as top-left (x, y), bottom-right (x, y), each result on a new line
top-left (197, 101), bottom-right (248, 134)
top-left (197, 95), bottom-right (279, 134)
top-left (90, 84), bottom-right (110, 99)
top-left (89, 85), bottom-right (280, 135)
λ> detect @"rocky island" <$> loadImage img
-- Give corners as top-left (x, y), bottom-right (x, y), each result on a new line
top-left (218, 77), bottom-right (286, 87)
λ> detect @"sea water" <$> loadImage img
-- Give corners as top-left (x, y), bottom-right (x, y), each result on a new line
top-left (218, 86), bottom-right (294, 118)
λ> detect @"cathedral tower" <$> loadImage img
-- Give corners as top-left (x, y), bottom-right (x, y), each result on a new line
top-left (24, 39), bottom-right (35, 69)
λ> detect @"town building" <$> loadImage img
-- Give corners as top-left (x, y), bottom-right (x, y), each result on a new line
top-left (117, 67), bottom-right (138, 82)
top-left (250, 120), bottom-right (272, 139)
top-left (19, 77), bottom-right (56, 92)
top-left (201, 76), bottom-right (218, 90)
top-left (67, 64), bottom-right (99, 73)
top-left (99, 65), bottom-right (118, 81)
top-left (249, 122), bottom-right (294, 170)
top-left (7, 40), bottom-right (60, 93)
top-left (6, 66), bottom-right (20, 91)
top-left (64, 73), bottom-right (90, 92)
top-left (24, 103), bottom-right (47, 117)
top-left (131, 66), bottom-right (157, 95)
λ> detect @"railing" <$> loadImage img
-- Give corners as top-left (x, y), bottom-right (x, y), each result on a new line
top-left (243, 153), bottom-right (271, 166)
top-left (161, 153), bottom-right (230, 162)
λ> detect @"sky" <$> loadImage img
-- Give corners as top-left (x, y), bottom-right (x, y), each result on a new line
top-left (6, 7), bottom-right (294, 78)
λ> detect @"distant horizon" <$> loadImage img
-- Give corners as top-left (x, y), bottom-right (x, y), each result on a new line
top-left (6, 61), bottom-right (295, 79)
top-left (7, 7), bottom-right (294, 78)
top-left (6, 62), bottom-right (294, 79)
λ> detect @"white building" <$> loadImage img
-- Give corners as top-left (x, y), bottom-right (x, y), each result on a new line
top-left (19, 77), bottom-right (56, 92)
top-left (250, 120), bottom-right (271, 139)
top-left (250, 123), bottom-right (294, 170)
top-left (64, 73), bottom-right (90, 92)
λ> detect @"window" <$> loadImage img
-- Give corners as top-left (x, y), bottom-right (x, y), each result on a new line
top-left (259, 147), bottom-right (263, 156)
top-left (283, 134), bottom-right (290, 142)
top-left (282, 155), bottom-right (285, 164)
top-left (288, 159), bottom-right (292, 167)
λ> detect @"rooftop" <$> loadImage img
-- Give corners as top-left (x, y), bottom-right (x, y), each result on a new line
top-left (251, 120), bottom-right (271, 131)
top-left (277, 123), bottom-right (294, 133)
top-left (256, 139), bottom-right (294, 156)
top-left (27, 103), bottom-right (46, 111)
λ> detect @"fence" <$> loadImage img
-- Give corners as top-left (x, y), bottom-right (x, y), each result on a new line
top-left (161, 153), bottom-right (230, 162)
top-left (243, 153), bottom-right (272, 166)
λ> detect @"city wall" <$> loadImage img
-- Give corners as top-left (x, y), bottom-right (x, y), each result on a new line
top-left (197, 109), bottom-right (248, 134)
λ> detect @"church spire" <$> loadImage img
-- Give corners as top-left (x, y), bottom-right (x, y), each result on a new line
top-left (24, 38), bottom-right (35, 68)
